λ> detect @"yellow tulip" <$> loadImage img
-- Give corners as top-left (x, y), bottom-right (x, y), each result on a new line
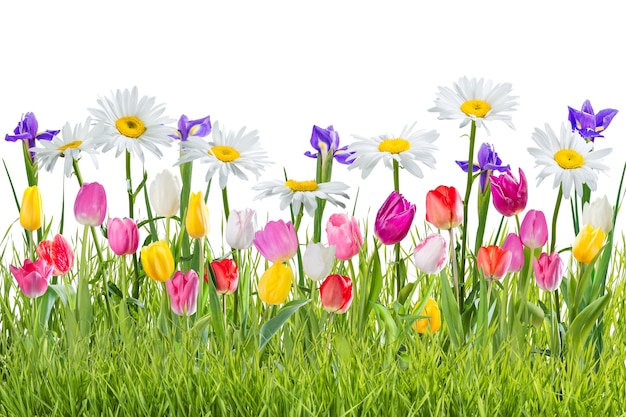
top-left (258, 263), bottom-right (292, 305)
top-left (140, 240), bottom-right (174, 282)
top-left (186, 192), bottom-right (209, 239)
top-left (412, 298), bottom-right (441, 334)
top-left (20, 186), bottom-right (43, 232)
top-left (573, 224), bottom-right (606, 265)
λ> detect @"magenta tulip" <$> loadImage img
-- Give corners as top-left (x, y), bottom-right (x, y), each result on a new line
top-left (490, 168), bottom-right (528, 217)
top-left (74, 182), bottom-right (107, 227)
top-left (253, 220), bottom-right (298, 263)
top-left (533, 252), bottom-right (564, 292)
top-left (520, 209), bottom-right (548, 249)
top-left (320, 274), bottom-right (353, 313)
top-left (374, 191), bottom-right (416, 245)
top-left (166, 270), bottom-right (199, 316)
top-left (326, 213), bottom-right (363, 261)
top-left (10, 259), bottom-right (54, 298)
top-left (413, 234), bottom-right (448, 274)
top-left (502, 233), bottom-right (524, 273)
top-left (108, 218), bottom-right (139, 256)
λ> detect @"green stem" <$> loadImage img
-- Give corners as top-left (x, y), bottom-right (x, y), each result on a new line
top-left (552, 289), bottom-right (562, 359)
top-left (550, 186), bottom-right (563, 254)
top-left (449, 228), bottom-right (460, 310)
top-left (392, 160), bottom-right (403, 296)
top-left (221, 186), bottom-right (230, 222)
top-left (459, 120), bottom-right (477, 310)
top-left (125, 151), bottom-right (141, 299)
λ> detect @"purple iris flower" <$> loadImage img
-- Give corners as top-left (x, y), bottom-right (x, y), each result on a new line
top-left (456, 143), bottom-right (509, 192)
top-left (568, 100), bottom-right (618, 141)
top-left (170, 114), bottom-right (211, 141)
top-left (304, 125), bottom-right (354, 165)
top-left (5, 112), bottom-right (59, 161)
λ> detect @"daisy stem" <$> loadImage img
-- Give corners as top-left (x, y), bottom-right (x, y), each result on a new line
top-left (125, 151), bottom-right (142, 300)
top-left (549, 186), bottom-right (563, 254)
top-left (460, 120), bottom-right (477, 310)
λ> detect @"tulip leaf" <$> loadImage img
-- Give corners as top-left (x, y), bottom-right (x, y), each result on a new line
top-left (439, 270), bottom-right (464, 349)
top-left (569, 292), bottom-right (611, 354)
top-left (370, 302), bottom-right (398, 344)
top-left (259, 299), bottom-right (311, 351)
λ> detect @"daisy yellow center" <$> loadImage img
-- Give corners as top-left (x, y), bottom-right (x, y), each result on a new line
top-left (378, 138), bottom-right (410, 154)
top-left (115, 116), bottom-right (146, 138)
top-left (460, 99), bottom-right (491, 118)
top-left (285, 180), bottom-right (318, 192)
top-left (211, 145), bottom-right (240, 162)
top-left (57, 140), bottom-right (83, 151)
top-left (554, 149), bottom-right (585, 169)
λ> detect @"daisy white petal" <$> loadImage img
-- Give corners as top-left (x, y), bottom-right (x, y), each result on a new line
top-left (429, 76), bottom-right (518, 134)
top-left (252, 179), bottom-right (350, 217)
top-left (527, 123), bottom-right (611, 198)
top-left (88, 87), bottom-right (175, 163)
top-left (346, 123), bottom-right (438, 179)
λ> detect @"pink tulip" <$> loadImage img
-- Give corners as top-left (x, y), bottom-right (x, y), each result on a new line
top-left (533, 252), bottom-right (564, 292)
top-left (326, 213), bottom-right (363, 261)
top-left (425, 185), bottom-right (463, 230)
top-left (320, 274), bottom-right (353, 313)
top-left (490, 168), bottom-right (528, 217)
top-left (74, 182), bottom-right (107, 227)
top-left (10, 259), bottom-right (54, 298)
top-left (36, 234), bottom-right (75, 275)
top-left (413, 234), bottom-right (448, 274)
top-left (374, 191), bottom-right (416, 245)
top-left (477, 245), bottom-right (512, 281)
top-left (520, 209), bottom-right (548, 249)
top-left (166, 270), bottom-right (199, 316)
top-left (253, 220), bottom-right (298, 263)
top-left (107, 218), bottom-right (139, 256)
top-left (502, 233), bottom-right (524, 273)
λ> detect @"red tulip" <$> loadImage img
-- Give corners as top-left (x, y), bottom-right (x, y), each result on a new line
top-left (319, 274), bottom-right (353, 314)
top-left (210, 258), bottom-right (239, 295)
top-left (36, 234), bottom-right (75, 275)
top-left (425, 185), bottom-right (463, 230)
top-left (477, 245), bottom-right (512, 281)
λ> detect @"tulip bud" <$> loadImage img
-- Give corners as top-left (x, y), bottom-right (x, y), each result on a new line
top-left (36, 234), bottom-right (75, 275)
top-left (210, 258), bottom-right (239, 295)
top-left (572, 224), bottom-right (606, 264)
top-left (582, 195), bottom-right (613, 234)
top-left (149, 169), bottom-right (181, 218)
top-left (225, 208), bottom-right (257, 249)
top-left (107, 218), bottom-right (139, 256)
top-left (10, 259), bottom-right (54, 298)
top-left (412, 298), bottom-right (441, 333)
top-left (477, 245), bottom-right (512, 281)
top-left (166, 270), bottom-right (199, 316)
top-left (140, 240), bottom-right (175, 282)
top-left (258, 262), bottom-right (292, 305)
top-left (533, 252), bottom-right (564, 292)
top-left (74, 182), bottom-right (107, 227)
top-left (319, 274), bottom-right (353, 313)
top-left (413, 234), bottom-right (447, 274)
top-left (326, 213), bottom-right (363, 261)
top-left (186, 191), bottom-right (210, 239)
top-left (425, 185), bottom-right (463, 230)
top-left (253, 220), bottom-right (298, 263)
top-left (519, 209), bottom-right (548, 249)
top-left (490, 168), bottom-right (528, 217)
top-left (303, 242), bottom-right (336, 281)
top-left (374, 191), bottom-right (416, 245)
top-left (20, 185), bottom-right (43, 232)
top-left (502, 233), bottom-right (524, 273)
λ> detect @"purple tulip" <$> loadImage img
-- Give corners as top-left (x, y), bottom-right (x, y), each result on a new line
top-left (490, 168), bottom-right (528, 217)
top-left (502, 233), bottom-right (524, 272)
top-left (304, 125), bottom-right (354, 165)
top-left (533, 252), bottom-right (564, 292)
top-left (170, 114), bottom-right (211, 141)
top-left (456, 143), bottom-right (510, 192)
top-left (519, 209), bottom-right (548, 249)
top-left (74, 182), bottom-right (107, 227)
top-left (374, 191), bottom-right (416, 245)
top-left (253, 220), bottom-right (299, 263)
top-left (5, 112), bottom-right (59, 161)
top-left (568, 100), bottom-right (618, 141)
top-left (107, 217), bottom-right (139, 256)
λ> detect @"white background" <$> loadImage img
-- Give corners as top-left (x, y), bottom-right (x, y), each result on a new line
top-left (1, 1), bottom-right (625, 254)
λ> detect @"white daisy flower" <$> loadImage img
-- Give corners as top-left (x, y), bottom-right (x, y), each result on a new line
top-left (30, 117), bottom-right (101, 178)
top-left (252, 179), bottom-right (350, 217)
top-left (346, 123), bottom-right (438, 179)
top-left (89, 86), bottom-right (175, 163)
top-left (176, 121), bottom-right (271, 189)
top-left (429, 76), bottom-right (518, 134)
top-left (528, 123), bottom-right (611, 198)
